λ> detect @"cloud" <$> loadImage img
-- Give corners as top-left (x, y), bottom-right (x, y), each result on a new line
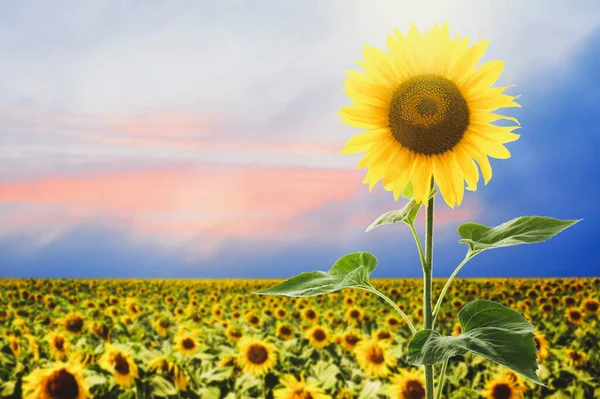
top-left (0, 164), bottom-right (363, 259)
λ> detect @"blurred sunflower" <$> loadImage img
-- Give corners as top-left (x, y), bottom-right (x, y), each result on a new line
top-left (98, 344), bottom-right (139, 388)
top-left (387, 369), bottom-right (425, 399)
top-left (306, 326), bottom-right (330, 348)
top-left (582, 298), bottom-right (599, 315)
top-left (340, 23), bottom-right (520, 207)
top-left (564, 349), bottom-right (587, 367)
top-left (533, 334), bottom-right (549, 362)
top-left (273, 375), bottom-right (331, 399)
top-left (276, 323), bottom-right (295, 341)
top-left (372, 328), bottom-right (394, 344)
top-left (237, 337), bottom-right (277, 376)
top-left (174, 332), bottom-right (199, 356)
top-left (148, 358), bottom-right (188, 391)
top-left (301, 307), bottom-right (319, 323)
top-left (346, 307), bottom-right (364, 323)
top-left (63, 313), bottom-right (85, 335)
top-left (22, 363), bottom-right (90, 399)
top-left (225, 326), bottom-right (244, 342)
top-left (483, 373), bottom-right (525, 399)
top-left (566, 308), bottom-right (583, 325)
top-left (354, 338), bottom-right (396, 378)
top-left (340, 330), bottom-right (362, 351)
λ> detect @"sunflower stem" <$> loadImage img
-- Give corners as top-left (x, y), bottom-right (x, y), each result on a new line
top-left (435, 358), bottom-right (449, 399)
top-left (424, 178), bottom-right (435, 399)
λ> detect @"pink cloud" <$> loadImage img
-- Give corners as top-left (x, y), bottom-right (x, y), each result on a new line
top-left (0, 165), bottom-right (363, 257)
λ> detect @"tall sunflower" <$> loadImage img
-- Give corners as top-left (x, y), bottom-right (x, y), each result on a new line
top-left (340, 23), bottom-right (520, 207)
top-left (22, 363), bottom-right (90, 399)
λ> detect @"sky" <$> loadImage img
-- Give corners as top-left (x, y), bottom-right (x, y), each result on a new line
top-left (0, 0), bottom-right (599, 278)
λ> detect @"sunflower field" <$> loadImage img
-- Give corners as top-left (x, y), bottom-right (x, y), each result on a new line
top-left (0, 278), bottom-right (598, 399)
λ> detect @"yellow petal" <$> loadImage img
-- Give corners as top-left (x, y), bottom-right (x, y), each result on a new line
top-left (410, 154), bottom-right (433, 204)
top-left (462, 60), bottom-right (504, 91)
top-left (454, 148), bottom-right (479, 191)
top-left (431, 155), bottom-right (455, 208)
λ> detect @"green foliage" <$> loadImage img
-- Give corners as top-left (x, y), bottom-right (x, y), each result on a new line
top-left (407, 300), bottom-right (543, 385)
top-left (255, 252), bottom-right (377, 297)
top-left (458, 216), bottom-right (580, 256)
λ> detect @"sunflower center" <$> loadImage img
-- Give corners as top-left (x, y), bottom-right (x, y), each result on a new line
top-left (313, 329), bottom-right (326, 342)
top-left (345, 334), bottom-right (360, 346)
top-left (389, 74), bottom-right (469, 155)
top-left (66, 317), bottom-right (83, 333)
top-left (54, 337), bottom-right (65, 351)
top-left (570, 311), bottom-right (582, 320)
top-left (533, 337), bottom-right (541, 351)
top-left (182, 338), bottom-right (195, 350)
top-left (368, 346), bottom-right (385, 364)
top-left (280, 326), bottom-right (292, 336)
top-left (377, 331), bottom-right (391, 340)
top-left (46, 369), bottom-right (79, 399)
top-left (585, 301), bottom-right (598, 312)
top-left (305, 310), bottom-right (316, 319)
top-left (114, 353), bottom-right (131, 375)
top-left (403, 380), bottom-right (426, 399)
top-left (247, 344), bottom-right (269, 364)
top-left (492, 383), bottom-right (513, 399)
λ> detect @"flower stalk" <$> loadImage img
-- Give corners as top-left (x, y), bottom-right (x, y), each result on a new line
top-left (423, 178), bottom-right (435, 399)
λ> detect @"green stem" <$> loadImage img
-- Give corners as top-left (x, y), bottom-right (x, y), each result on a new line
top-left (435, 359), bottom-right (449, 399)
top-left (424, 178), bottom-right (435, 399)
top-left (362, 285), bottom-right (417, 335)
top-left (432, 253), bottom-right (477, 322)
top-left (409, 224), bottom-right (427, 271)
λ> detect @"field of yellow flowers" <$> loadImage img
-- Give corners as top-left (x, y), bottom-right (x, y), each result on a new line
top-left (0, 278), bottom-right (598, 399)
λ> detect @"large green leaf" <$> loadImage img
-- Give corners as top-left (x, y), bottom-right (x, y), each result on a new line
top-left (458, 216), bottom-right (579, 255)
top-left (254, 252), bottom-right (376, 297)
top-left (366, 188), bottom-right (437, 232)
top-left (407, 299), bottom-right (543, 385)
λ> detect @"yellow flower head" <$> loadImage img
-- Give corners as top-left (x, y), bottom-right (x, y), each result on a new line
top-left (353, 338), bottom-right (396, 378)
top-left (340, 23), bottom-right (520, 207)
top-left (274, 375), bottom-right (332, 399)
top-left (22, 363), bottom-right (91, 399)
top-left (236, 337), bottom-right (277, 376)
top-left (387, 369), bottom-right (426, 399)
top-left (98, 344), bottom-right (138, 388)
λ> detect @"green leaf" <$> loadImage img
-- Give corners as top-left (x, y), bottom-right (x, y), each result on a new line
top-left (366, 188), bottom-right (437, 231)
top-left (254, 252), bottom-right (376, 297)
top-left (407, 299), bottom-right (543, 385)
top-left (458, 216), bottom-right (579, 255)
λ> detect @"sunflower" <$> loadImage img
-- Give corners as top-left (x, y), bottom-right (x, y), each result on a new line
top-left (90, 322), bottom-right (110, 341)
top-left (582, 298), bottom-right (599, 315)
top-left (372, 328), bottom-right (394, 344)
top-left (276, 323), bottom-right (295, 341)
top-left (47, 333), bottom-right (70, 360)
top-left (533, 334), bottom-right (549, 362)
top-left (22, 363), bottom-right (90, 399)
top-left (346, 307), bottom-right (364, 323)
top-left (483, 374), bottom-right (525, 399)
top-left (225, 326), bottom-right (244, 342)
top-left (148, 358), bottom-right (188, 391)
top-left (386, 315), bottom-right (401, 330)
top-left (566, 308), bottom-right (583, 325)
top-left (9, 336), bottom-right (21, 357)
top-left (174, 332), bottom-right (199, 356)
top-left (153, 316), bottom-right (171, 337)
top-left (452, 322), bottom-right (462, 337)
top-left (273, 375), bottom-right (332, 399)
top-left (354, 338), bottom-right (396, 378)
top-left (245, 313), bottom-right (263, 328)
top-left (564, 349), bottom-right (587, 367)
top-left (387, 369), bottom-right (426, 399)
top-left (306, 326), bottom-right (330, 348)
top-left (98, 344), bottom-right (139, 388)
top-left (301, 307), bottom-right (319, 323)
top-left (339, 23), bottom-right (520, 207)
top-left (340, 330), bottom-right (362, 351)
top-left (63, 313), bottom-right (85, 334)
top-left (69, 352), bottom-right (97, 368)
top-left (237, 337), bottom-right (277, 376)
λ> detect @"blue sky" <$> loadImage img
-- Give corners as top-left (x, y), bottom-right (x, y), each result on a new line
top-left (0, 1), bottom-right (598, 278)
